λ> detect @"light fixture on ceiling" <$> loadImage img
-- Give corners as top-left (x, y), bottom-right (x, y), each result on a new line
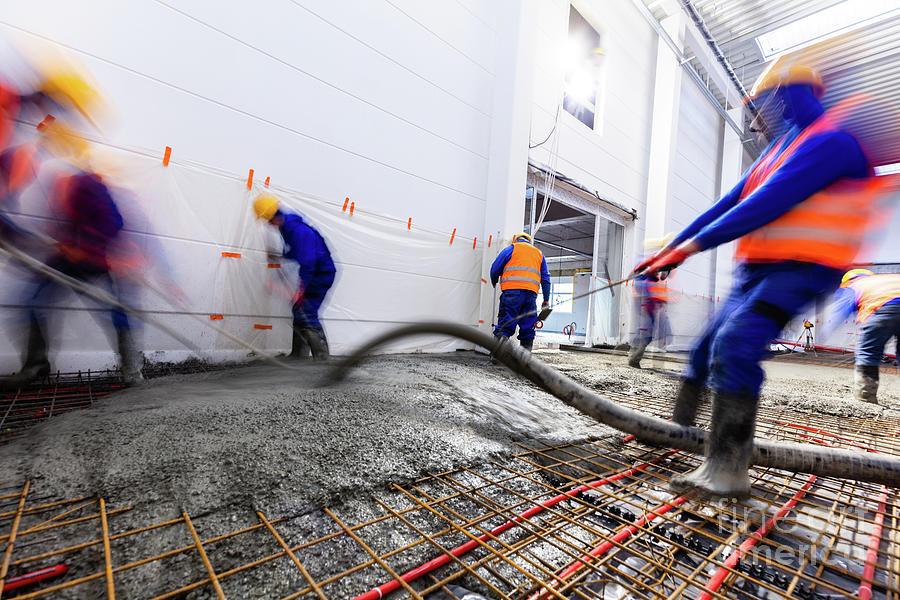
top-left (755, 0), bottom-right (900, 60)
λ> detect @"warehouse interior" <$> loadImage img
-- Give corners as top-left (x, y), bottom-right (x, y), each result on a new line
top-left (1, 0), bottom-right (900, 598)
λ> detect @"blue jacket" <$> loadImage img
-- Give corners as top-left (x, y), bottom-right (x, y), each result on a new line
top-left (490, 243), bottom-right (551, 302)
top-left (277, 210), bottom-right (335, 286)
top-left (672, 85), bottom-right (869, 251)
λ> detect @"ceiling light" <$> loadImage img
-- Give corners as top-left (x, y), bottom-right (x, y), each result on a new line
top-left (756, 0), bottom-right (900, 60)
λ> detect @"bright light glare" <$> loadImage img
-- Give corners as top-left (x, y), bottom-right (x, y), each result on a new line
top-left (875, 162), bottom-right (900, 176)
top-left (756, 0), bottom-right (900, 60)
top-left (566, 69), bottom-right (595, 105)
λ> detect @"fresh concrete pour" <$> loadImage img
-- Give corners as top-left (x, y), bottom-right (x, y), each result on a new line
top-left (2, 351), bottom-right (898, 597)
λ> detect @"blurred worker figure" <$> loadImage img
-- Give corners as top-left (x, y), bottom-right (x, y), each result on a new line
top-left (490, 232), bottom-right (551, 356)
top-left (828, 269), bottom-right (900, 403)
top-left (633, 60), bottom-right (891, 497)
top-left (629, 235), bottom-right (674, 368)
top-left (254, 193), bottom-right (335, 360)
top-left (0, 115), bottom-right (143, 388)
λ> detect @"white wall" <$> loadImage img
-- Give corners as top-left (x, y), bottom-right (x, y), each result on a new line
top-left (0, 0), bottom-right (507, 371)
top-left (665, 69), bottom-right (722, 348)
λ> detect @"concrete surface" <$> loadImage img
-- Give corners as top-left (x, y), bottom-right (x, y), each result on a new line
top-left (2, 349), bottom-right (897, 598)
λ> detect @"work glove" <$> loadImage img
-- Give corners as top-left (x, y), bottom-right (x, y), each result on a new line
top-left (541, 300), bottom-right (550, 309)
top-left (640, 240), bottom-right (700, 277)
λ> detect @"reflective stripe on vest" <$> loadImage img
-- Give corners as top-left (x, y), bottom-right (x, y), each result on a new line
top-left (500, 242), bottom-right (543, 293)
top-left (734, 96), bottom-right (886, 270)
top-left (844, 274), bottom-right (900, 323)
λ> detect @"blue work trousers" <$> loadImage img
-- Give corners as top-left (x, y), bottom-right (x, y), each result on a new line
top-left (292, 270), bottom-right (335, 329)
top-left (684, 262), bottom-right (843, 396)
top-left (856, 303), bottom-right (900, 367)
top-left (494, 289), bottom-right (539, 341)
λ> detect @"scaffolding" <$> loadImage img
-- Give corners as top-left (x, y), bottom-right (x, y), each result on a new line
top-left (1, 390), bottom-right (897, 599)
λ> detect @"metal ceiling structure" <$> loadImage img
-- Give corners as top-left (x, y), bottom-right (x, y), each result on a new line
top-left (647, 0), bottom-right (900, 165)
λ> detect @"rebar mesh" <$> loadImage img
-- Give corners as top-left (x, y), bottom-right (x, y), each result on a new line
top-left (1, 390), bottom-right (897, 599)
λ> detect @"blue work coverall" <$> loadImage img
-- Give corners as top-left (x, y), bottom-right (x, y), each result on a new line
top-left (277, 211), bottom-right (336, 329)
top-left (490, 244), bottom-right (551, 342)
top-left (674, 85), bottom-right (870, 396)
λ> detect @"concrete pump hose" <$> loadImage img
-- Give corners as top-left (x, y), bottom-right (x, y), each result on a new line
top-left (329, 321), bottom-right (900, 487)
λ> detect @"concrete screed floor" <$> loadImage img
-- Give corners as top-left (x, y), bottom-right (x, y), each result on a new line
top-left (1, 349), bottom-right (898, 598)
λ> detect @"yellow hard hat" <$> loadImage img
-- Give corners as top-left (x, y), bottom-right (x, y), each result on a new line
top-left (513, 232), bottom-right (532, 243)
top-left (39, 69), bottom-right (100, 127)
top-left (253, 193), bottom-right (280, 221)
top-left (841, 268), bottom-right (874, 285)
top-left (644, 232), bottom-right (675, 252)
top-left (747, 58), bottom-right (824, 102)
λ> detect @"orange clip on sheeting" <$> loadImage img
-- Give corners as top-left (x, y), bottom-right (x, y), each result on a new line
top-left (481, 278), bottom-right (487, 284)
top-left (221, 252), bottom-right (242, 258)
top-left (349, 201), bottom-right (355, 216)
top-left (450, 228), bottom-right (456, 245)
top-left (254, 324), bottom-right (273, 330)
top-left (267, 263), bottom-right (281, 268)
top-left (342, 197), bottom-right (349, 212)
top-left (472, 237), bottom-right (477, 249)
top-left (488, 235), bottom-right (492, 248)
top-left (264, 176), bottom-right (270, 187)
top-left (210, 314), bottom-right (224, 320)
top-left (247, 169), bottom-right (254, 190)
top-left (163, 146), bottom-right (171, 166)
top-left (407, 217), bottom-right (412, 230)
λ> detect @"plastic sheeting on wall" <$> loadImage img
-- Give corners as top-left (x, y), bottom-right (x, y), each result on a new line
top-left (0, 144), bottom-right (484, 373)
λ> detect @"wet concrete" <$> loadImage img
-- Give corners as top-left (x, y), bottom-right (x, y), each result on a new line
top-left (1, 349), bottom-right (896, 598)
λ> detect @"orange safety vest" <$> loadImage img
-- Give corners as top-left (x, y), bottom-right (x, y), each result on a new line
top-left (734, 96), bottom-right (891, 270)
top-left (647, 280), bottom-right (671, 303)
top-left (500, 242), bottom-right (544, 294)
top-left (2, 144), bottom-right (39, 196)
top-left (844, 274), bottom-right (900, 323)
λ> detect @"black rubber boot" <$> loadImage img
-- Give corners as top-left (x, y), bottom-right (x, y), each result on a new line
top-left (520, 338), bottom-right (534, 353)
top-left (116, 328), bottom-right (144, 385)
top-left (289, 326), bottom-right (311, 359)
top-left (304, 326), bottom-right (330, 361)
top-left (855, 365), bottom-right (879, 404)
top-left (670, 391), bottom-right (758, 499)
top-left (671, 380), bottom-right (704, 426)
top-left (628, 342), bottom-right (647, 368)
top-left (1, 319), bottom-right (50, 389)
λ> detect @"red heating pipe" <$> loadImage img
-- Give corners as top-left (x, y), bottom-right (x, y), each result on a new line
top-left (351, 442), bottom-right (676, 600)
top-left (858, 486), bottom-right (890, 600)
top-left (2, 564), bottom-right (69, 592)
top-left (530, 493), bottom-right (692, 600)
top-left (697, 473), bottom-right (817, 600)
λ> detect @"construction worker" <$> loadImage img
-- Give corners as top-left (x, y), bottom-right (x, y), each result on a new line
top-left (828, 269), bottom-right (900, 403)
top-left (490, 232), bottom-right (551, 354)
top-left (629, 236), bottom-right (674, 368)
top-left (633, 60), bottom-right (890, 497)
top-left (254, 193), bottom-right (335, 360)
top-left (0, 115), bottom-right (143, 387)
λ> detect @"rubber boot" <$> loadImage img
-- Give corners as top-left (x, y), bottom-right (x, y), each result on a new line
top-left (289, 326), bottom-right (311, 359)
top-left (520, 338), bottom-right (534, 353)
top-left (304, 326), bottom-right (330, 361)
top-left (0, 319), bottom-right (51, 389)
top-left (628, 342), bottom-right (647, 368)
top-left (670, 391), bottom-right (758, 499)
top-left (671, 380), bottom-right (703, 427)
top-left (116, 328), bottom-right (144, 385)
top-left (855, 365), bottom-right (879, 404)
top-left (490, 335), bottom-right (507, 365)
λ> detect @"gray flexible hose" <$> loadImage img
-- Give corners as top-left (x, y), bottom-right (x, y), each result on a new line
top-left (328, 321), bottom-right (900, 487)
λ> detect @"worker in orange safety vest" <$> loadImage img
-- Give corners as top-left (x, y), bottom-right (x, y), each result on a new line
top-left (828, 269), bottom-right (900, 403)
top-left (489, 232), bottom-right (551, 355)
